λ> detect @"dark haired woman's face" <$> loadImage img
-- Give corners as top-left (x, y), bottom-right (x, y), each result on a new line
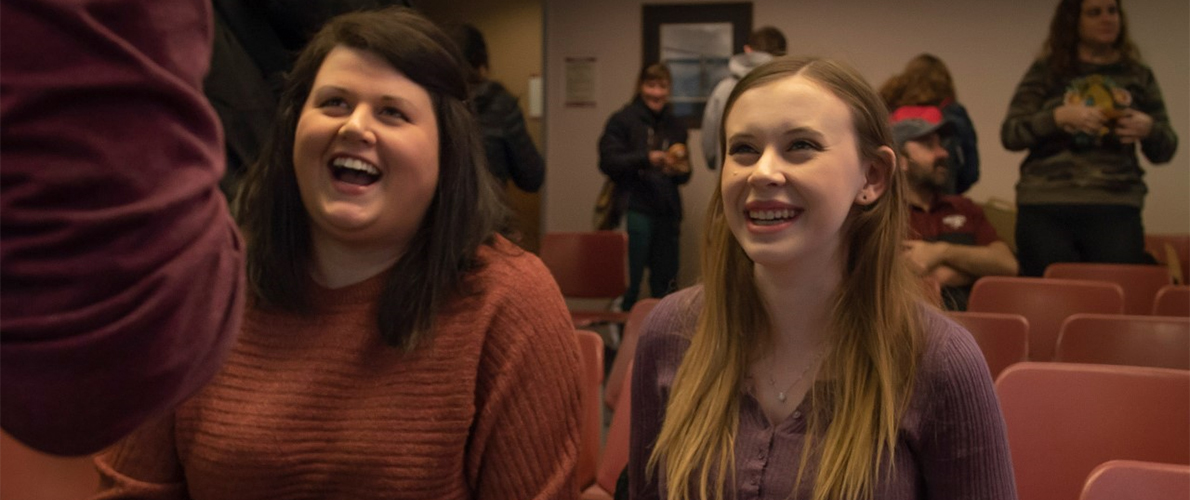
top-left (1078, 0), bottom-right (1120, 48)
top-left (293, 46), bottom-right (440, 255)
top-left (640, 79), bottom-right (671, 113)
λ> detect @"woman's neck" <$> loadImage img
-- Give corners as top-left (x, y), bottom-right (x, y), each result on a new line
top-left (308, 232), bottom-right (403, 289)
top-left (753, 261), bottom-right (839, 353)
top-left (1078, 42), bottom-right (1121, 65)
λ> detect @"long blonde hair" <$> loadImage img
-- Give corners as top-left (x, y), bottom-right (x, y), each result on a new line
top-left (647, 57), bottom-right (926, 500)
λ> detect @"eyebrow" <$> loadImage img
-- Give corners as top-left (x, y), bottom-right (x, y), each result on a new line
top-left (726, 126), bottom-right (824, 143)
top-left (311, 85), bottom-right (412, 106)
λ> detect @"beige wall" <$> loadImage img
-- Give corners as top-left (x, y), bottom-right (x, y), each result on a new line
top-left (544, 0), bottom-right (1190, 287)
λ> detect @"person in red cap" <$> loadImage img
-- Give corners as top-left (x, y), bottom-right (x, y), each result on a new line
top-left (893, 106), bottom-right (1019, 310)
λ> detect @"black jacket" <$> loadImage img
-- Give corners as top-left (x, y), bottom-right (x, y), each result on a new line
top-left (597, 97), bottom-right (690, 219)
top-left (471, 80), bottom-right (545, 192)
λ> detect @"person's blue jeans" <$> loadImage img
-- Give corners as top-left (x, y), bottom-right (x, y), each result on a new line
top-left (623, 210), bottom-right (680, 311)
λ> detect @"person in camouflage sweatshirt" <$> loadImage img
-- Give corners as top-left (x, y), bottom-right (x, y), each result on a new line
top-left (1001, 0), bottom-right (1177, 277)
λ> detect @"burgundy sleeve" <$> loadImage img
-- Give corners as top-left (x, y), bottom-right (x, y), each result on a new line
top-left (1, 0), bottom-right (245, 455)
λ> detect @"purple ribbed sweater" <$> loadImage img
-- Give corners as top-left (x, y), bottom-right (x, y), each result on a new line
top-left (629, 286), bottom-right (1018, 499)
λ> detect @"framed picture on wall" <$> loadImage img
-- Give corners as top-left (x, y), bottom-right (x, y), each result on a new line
top-left (642, 2), bottom-right (752, 129)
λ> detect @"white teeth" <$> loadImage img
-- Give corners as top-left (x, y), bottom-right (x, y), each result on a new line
top-left (748, 209), bottom-right (795, 221)
top-left (331, 157), bottom-right (380, 175)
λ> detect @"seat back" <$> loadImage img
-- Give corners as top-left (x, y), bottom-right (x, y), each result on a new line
top-left (604, 298), bottom-right (659, 411)
top-left (968, 277), bottom-right (1124, 361)
top-left (1080, 460), bottom-right (1190, 500)
top-left (996, 363), bottom-right (1190, 500)
top-left (1045, 263), bottom-right (1173, 315)
top-left (982, 197), bottom-right (1017, 254)
top-left (1153, 285), bottom-right (1190, 316)
top-left (947, 311), bottom-right (1029, 381)
top-left (540, 232), bottom-right (628, 299)
top-left (1145, 233), bottom-right (1190, 284)
top-left (1056, 314), bottom-right (1190, 370)
top-left (596, 362), bottom-right (634, 493)
top-left (575, 330), bottom-right (605, 489)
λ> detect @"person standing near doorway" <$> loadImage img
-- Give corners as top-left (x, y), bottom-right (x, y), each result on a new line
top-left (598, 64), bottom-right (690, 311)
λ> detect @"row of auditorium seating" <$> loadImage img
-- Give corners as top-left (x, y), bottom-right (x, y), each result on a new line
top-left (966, 275), bottom-right (1188, 362)
top-left (998, 363), bottom-right (1189, 500)
top-left (954, 310), bottom-right (1190, 379)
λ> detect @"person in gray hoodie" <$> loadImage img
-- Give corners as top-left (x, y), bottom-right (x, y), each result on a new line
top-left (699, 26), bottom-right (786, 170)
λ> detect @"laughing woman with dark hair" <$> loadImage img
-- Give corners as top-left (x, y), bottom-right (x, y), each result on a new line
top-left (92, 7), bottom-right (583, 499)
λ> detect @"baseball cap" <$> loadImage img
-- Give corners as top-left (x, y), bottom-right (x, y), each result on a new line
top-left (890, 105), bottom-right (949, 147)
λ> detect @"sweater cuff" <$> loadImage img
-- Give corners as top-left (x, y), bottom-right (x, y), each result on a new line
top-left (1031, 108), bottom-right (1061, 139)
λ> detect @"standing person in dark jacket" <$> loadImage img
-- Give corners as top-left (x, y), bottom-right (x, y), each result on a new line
top-left (1001, 0), bottom-right (1178, 277)
top-left (599, 63), bottom-right (691, 311)
top-left (450, 23), bottom-right (545, 193)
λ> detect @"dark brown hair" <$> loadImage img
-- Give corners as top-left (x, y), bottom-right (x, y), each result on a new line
top-left (1042, 0), bottom-right (1141, 77)
top-left (747, 26), bottom-right (787, 57)
top-left (234, 6), bottom-right (508, 351)
top-left (447, 22), bottom-right (488, 84)
top-left (638, 63), bottom-right (672, 86)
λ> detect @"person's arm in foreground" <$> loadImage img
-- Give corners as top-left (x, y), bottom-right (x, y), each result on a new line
top-left (1, 0), bottom-right (245, 456)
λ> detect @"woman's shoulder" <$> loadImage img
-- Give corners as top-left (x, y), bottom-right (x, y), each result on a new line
top-left (916, 307), bottom-right (993, 386)
top-left (465, 234), bottom-right (574, 345)
top-left (473, 234), bottom-right (560, 298)
top-left (636, 286), bottom-right (702, 356)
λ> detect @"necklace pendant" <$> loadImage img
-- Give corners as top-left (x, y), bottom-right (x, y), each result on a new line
top-left (777, 392), bottom-right (787, 403)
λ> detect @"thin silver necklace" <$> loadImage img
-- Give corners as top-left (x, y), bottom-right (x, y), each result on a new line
top-left (765, 349), bottom-right (824, 403)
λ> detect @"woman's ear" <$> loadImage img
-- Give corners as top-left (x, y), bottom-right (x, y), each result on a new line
top-left (856, 145), bottom-right (894, 206)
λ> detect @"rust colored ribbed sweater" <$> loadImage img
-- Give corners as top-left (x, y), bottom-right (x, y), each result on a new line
top-left (93, 236), bottom-right (583, 499)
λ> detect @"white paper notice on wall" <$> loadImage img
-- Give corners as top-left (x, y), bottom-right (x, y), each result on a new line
top-left (528, 74), bottom-right (543, 118)
top-left (564, 57), bottom-right (596, 108)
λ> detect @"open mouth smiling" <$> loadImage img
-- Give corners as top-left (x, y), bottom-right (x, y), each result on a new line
top-left (330, 156), bottom-right (382, 186)
top-left (747, 208), bottom-right (802, 226)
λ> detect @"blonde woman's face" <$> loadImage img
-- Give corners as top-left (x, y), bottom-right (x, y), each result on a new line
top-left (720, 75), bottom-right (872, 273)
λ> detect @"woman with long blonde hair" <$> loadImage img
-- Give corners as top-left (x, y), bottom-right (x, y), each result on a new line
top-left (628, 56), bottom-right (1016, 499)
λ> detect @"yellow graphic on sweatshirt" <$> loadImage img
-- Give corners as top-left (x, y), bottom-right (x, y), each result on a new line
top-left (1064, 74), bottom-right (1132, 141)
